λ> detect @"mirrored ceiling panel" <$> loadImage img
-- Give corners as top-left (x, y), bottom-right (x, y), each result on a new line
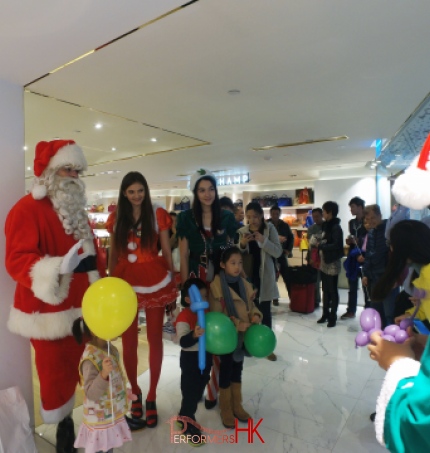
top-left (24, 90), bottom-right (209, 177)
top-left (381, 91), bottom-right (430, 171)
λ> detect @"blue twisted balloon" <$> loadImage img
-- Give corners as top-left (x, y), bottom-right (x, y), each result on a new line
top-left (189, 284), bottom-right (209, 373)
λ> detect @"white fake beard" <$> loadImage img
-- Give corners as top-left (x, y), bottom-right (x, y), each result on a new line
top-left (47, 174), bottom-right (92, 240)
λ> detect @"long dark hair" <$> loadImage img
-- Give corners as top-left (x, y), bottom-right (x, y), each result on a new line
top-left (72, 317), bottom-right (91, 344)
top-left (245, 201), bottom-right (266, 234)
top-left (372, 220), bottom-right (430, 300)
top-left (114, 172), bottom-right (155, 252)
top-left (192, 175), bottom-right (221, 236)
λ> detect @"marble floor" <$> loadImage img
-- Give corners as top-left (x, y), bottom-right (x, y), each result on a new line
top-left (35, 286), bottom-right (388, 452)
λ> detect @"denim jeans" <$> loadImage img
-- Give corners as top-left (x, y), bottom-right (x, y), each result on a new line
top-left (347, 270), bottom-right (369, 314)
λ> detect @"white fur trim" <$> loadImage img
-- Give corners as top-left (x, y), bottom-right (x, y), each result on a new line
top-left (7, 306), bottom-right (82, 340)
top-left (40, 393), bottom-right (75, 424)
top-left (133, 272), bottom-right (171, 294)
top-left (31, 256), bottom-right (72, 305)
top-left (31, 179), bottom-right (47, 200)
top-left (47, 143), bottom-right (87, 173)
top-left (392, 157), bottom-right (430, 210)
top-left (375, 358), bottom-right (420, 446)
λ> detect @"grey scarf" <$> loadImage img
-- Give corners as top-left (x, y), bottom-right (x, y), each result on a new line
top-left (219, 270), bottom-right (249, 362)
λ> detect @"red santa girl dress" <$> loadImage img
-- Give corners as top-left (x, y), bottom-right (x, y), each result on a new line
top-left (106, 206), bottom-right (178, 309)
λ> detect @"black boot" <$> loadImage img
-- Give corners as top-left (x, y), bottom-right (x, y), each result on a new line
top-left (317, 316), bottom-right (328, 324)
top-left (327, 318), bottom-right (337, 328)
top-left (56, 416), bottom-right (76, 453)
top-left (327, 313), bottom-right (337, 328)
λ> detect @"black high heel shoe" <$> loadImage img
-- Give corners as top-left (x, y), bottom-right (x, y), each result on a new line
top-left (146, 400), bottom-right (158, 428)
top-left (131, 393), bottom-right (143, 419)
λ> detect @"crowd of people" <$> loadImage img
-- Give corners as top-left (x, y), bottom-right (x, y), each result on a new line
top-left (5, 140), bottom-right (430, 452)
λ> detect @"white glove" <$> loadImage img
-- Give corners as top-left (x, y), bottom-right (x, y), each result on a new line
top-left (60, 239), bottom-right (91, 274)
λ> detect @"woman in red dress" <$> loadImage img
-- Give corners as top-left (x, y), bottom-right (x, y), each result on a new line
top-left (107, 172), bottom-right (177, 428)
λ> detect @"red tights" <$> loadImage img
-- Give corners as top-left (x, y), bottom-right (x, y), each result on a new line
top-left (121, 306), bottom-right (165, 402)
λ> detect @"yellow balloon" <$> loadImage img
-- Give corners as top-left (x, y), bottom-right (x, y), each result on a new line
top-left (82, 277), bottom-right (137, 340)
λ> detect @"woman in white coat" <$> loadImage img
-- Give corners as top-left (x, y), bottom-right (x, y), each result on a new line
top-left (238, 202), bottom-right (283, 360)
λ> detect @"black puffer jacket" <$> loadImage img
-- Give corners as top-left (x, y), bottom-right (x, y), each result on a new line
top-left (362, 220), bottom-right (388, 282)
top-left (319, 218), bottom-right (344, 264)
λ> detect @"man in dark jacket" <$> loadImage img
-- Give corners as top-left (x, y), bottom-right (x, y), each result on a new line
top-left (362, 204), bottom-right (399, 326)
top-left (341, 197), bottom-right (369, 319)
top-left (268, 204), bottom-right (294, 305)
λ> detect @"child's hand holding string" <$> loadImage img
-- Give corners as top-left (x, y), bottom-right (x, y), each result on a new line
top-left (237, 320), bottom-right (250, 332)
top-left (193, 325), bottom-right (205, 339)
top-left (251, 314), bottom-right (261, 324)
top-left (101, 357), bottom-right (113, 380)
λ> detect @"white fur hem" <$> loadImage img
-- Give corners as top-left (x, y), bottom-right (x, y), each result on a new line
top-left (40, 393), bottom-right (75, 424)
top-left (31, 256), bottom-right (72, 305)
top-left (375, 358), bottom-right (421, 446)
top-left (133, 272), bottom-right (172, 294)
top-left (7, 306), bottom-right (82, 340)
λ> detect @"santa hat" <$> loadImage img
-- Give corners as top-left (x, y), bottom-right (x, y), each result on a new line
top-left (189, 168), bottom-right (216, 191)
top-left (392, 133), bottom-right (430, 210)
top-left (32, 140), bottom-right (88, 200)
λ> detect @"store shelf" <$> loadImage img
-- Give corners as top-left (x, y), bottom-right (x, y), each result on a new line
top-left (262, 204), bottom-right (314, 210)
top-left (93, 229), bottom-right (109, 238)
top-left (88, 212), bottom-right (110, 218)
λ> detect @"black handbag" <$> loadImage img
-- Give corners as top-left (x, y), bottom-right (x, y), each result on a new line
top-left (278, 194), bottom-right (293, 207)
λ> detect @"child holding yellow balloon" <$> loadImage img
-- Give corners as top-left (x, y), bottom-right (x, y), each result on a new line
top-left (72, 317), bottom-right (146, 453)
top-left (209, 246), bottom-right (261, 428)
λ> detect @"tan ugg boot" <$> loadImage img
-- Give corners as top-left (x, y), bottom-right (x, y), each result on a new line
top-left (219, 387), bottom-right (235, 428)
top-left (231, 382), bottom-right (251, 422)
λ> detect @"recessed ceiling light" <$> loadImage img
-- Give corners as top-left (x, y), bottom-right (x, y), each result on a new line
top-left (23, 146), bottom-right (28, 151)
top-left (27, 166), bottom-right (31, 171)
top-left (150, 138), bottom-right (157, 142)
top-left (95, 123), bottom-right (103, 129)
top-left (111, 147), bottom-right (116, 151)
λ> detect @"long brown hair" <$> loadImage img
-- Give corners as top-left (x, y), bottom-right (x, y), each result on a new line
top-left (113, 172), bottom-right (155, 252)
top-left (192, 175), bottom-right (221, 236)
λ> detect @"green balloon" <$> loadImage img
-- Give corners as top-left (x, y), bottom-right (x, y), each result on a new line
top-left (244, 324), bottom-right (277, 358)
top-left (205, 312), bottom-right (238, 355)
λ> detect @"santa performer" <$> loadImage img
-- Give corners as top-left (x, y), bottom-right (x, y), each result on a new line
top-left (5, 140), bottom-right (104, 453)
top-left (392, 133), bottom-right (430, 210)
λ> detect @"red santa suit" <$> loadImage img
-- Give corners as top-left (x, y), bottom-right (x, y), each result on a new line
top-left (5, 140), bottom-right (103, 424)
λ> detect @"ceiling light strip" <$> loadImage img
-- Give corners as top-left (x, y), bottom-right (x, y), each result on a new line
top-left (252, 135), bottom-right (349, 151)
top-left (24, 0), bottom-right (201, 87)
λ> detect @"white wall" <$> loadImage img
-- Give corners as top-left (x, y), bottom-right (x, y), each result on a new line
top-left (314, 177), bottom-right (377, 235)
top-left (0, 80), bottom-right (34, 424)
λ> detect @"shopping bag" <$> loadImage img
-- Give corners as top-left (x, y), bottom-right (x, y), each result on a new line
top-left (0, 387), bottom-right (37, 453)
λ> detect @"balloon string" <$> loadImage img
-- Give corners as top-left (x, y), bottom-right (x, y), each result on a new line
top-left (108, 340), bottom-right (114, 426)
